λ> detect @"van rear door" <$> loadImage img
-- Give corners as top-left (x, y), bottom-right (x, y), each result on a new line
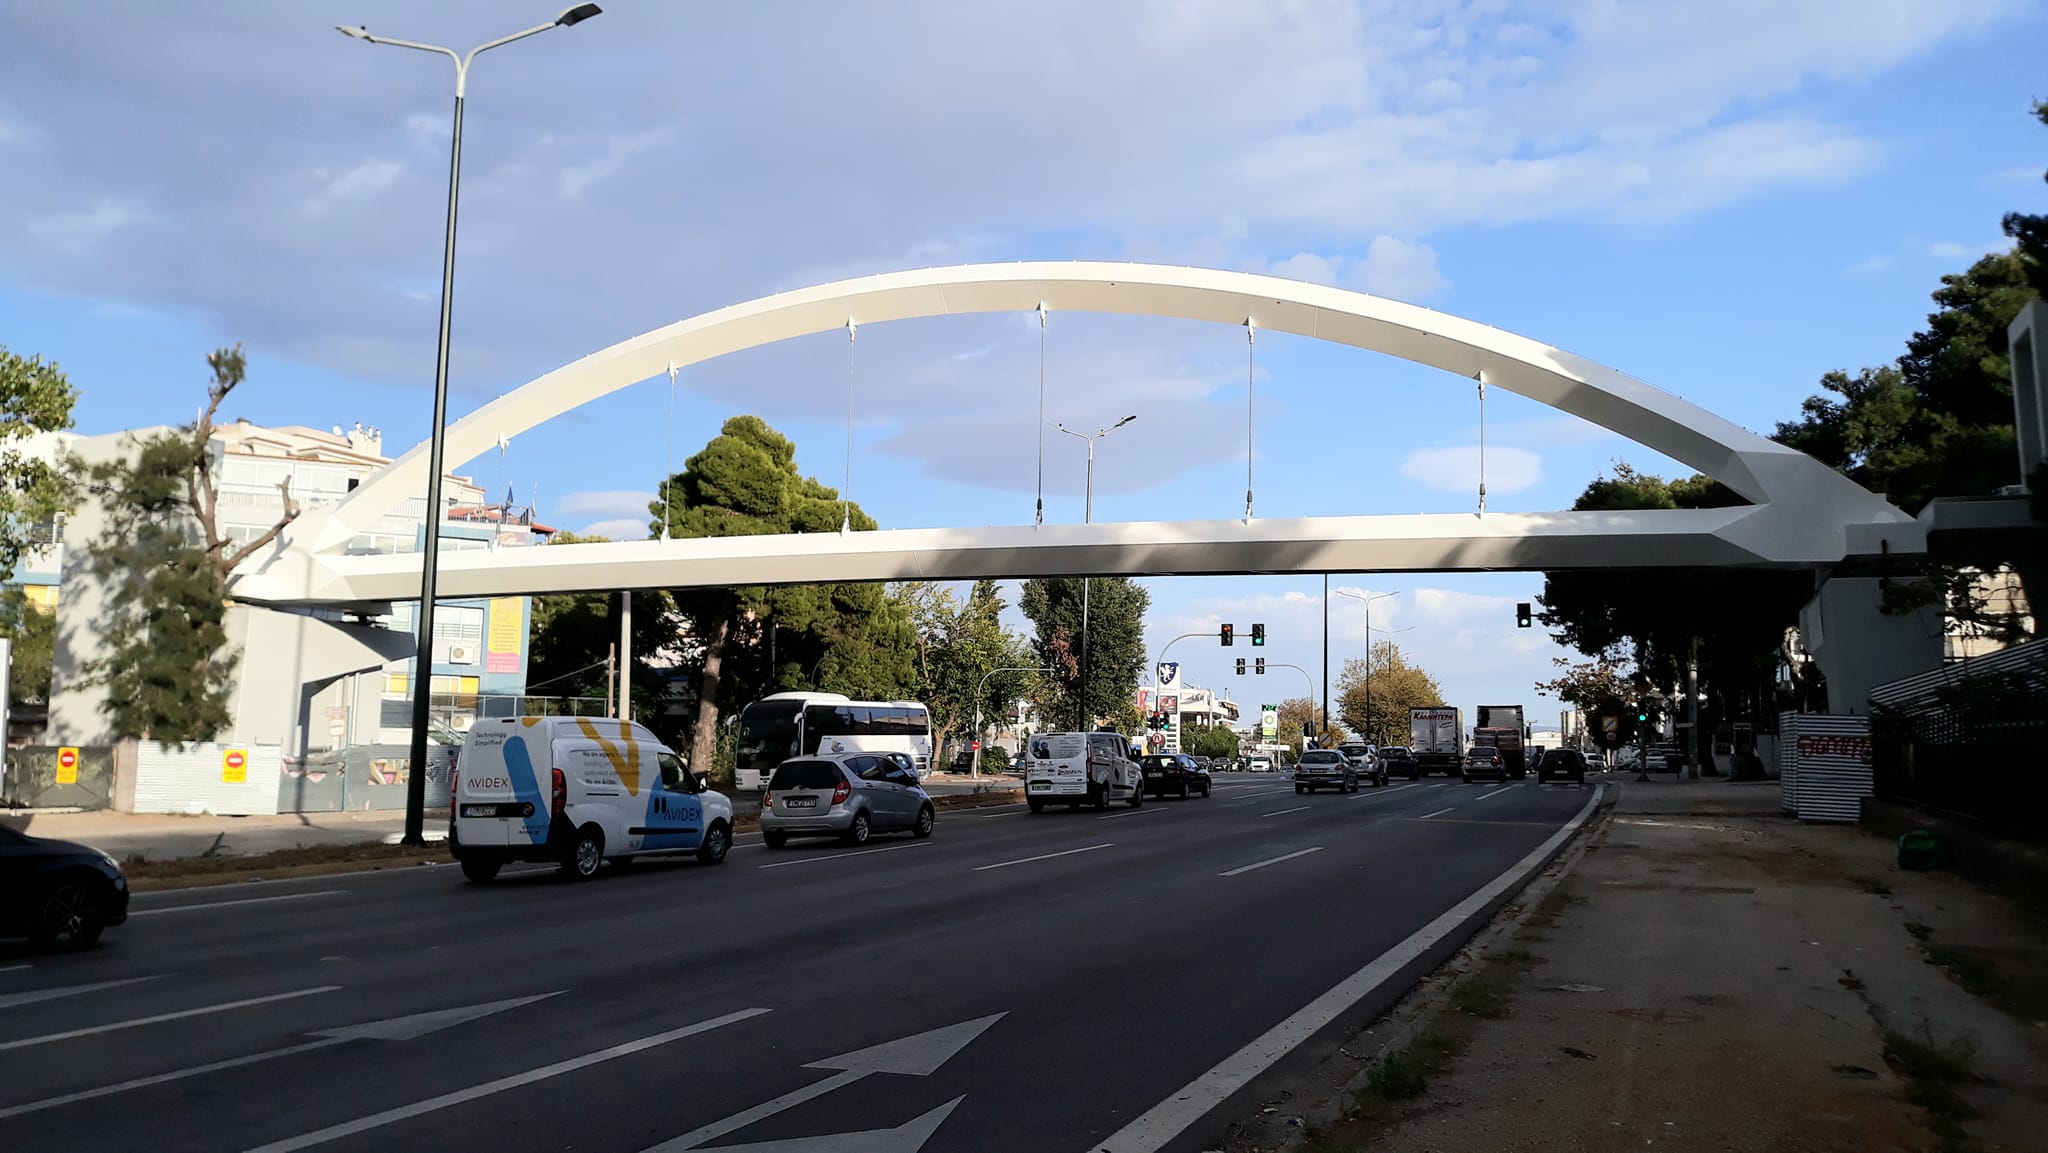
top-left (455, 723), bottom-right (551, 848)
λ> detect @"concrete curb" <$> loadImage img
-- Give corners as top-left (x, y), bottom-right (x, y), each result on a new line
top-left (1250, 783), bottom-right (1617, 1151)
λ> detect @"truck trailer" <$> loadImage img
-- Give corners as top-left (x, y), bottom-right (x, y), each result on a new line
top-left (1409, 707), bottom-right (1465, 775)
top-left (1473, 704), bottom-right (1529, 778)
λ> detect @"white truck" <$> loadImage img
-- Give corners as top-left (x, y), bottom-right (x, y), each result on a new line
top-left (1410, 707), bottom-right (1465, 775)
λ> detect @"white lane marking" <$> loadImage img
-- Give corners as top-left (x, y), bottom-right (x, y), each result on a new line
top-left (1347, 783), bottom-right (1421, 801)
top-left (0, 964), bottom-right (31, 974)
top-left (131, 891), bottom-right (342, 917)
top-left (1098, 805), bottom-right (1164, 820)
top-left (1417, 807), bottom-right (1456, 820)
top-left (1101, 785), bottom-right (1605, 1153)
top-left (756, 842), bottom-right (930, 870)
top-left (0, 986), bottom-right (342, 1053)
top-left (1430, 782), bottom-right (1451, 788)
top-left (1475, 786), bottom-right (1516, 801)
top-left (1218, 846), bottom-right (1324, 877)
top-left (0, 1037), bottom-right (341, 1120)
top-left (0, 975), bottom-right (162, 1011)
top-left (973, 842), bottom-right (1115, 871)
top-left (240, 1007), bottom-right (771, 1153)
top-left (973, 804), bottom-right (1033, 817)
top-left (1260, 806), bottom-right (1310, 818)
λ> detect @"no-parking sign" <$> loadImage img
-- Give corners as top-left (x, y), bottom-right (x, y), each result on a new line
top-left (221, 748), bottom-right (249, 784)
top-left (56, 746), bottom-right (80, 785)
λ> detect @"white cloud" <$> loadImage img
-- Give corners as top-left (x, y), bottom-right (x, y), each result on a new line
top-left (1929, 239), bottom-right (2009, 259)
top-left (25, 198), bottom-right (142, 252)
top-left (1400, 445), bottom-right (1544, 495)
top-left (1350, 236), bottom-right (1447, 300)
top-left (324, 158), bottom-right (401, 200)
top-left (554, 489), bottom-right (657, 520)
top-left (559, 126), bottom-right (677, 198)
top-left (577, 517), bottom-right (652, 541)
top-left (1848, 254), bottom-right (1889, 273)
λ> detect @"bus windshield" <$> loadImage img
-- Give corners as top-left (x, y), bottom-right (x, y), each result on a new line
top-left (736, 699), bottom-right (803, 790)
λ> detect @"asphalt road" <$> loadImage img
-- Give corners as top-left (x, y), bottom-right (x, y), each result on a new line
top-left (0, 772), bottom-right (1597, 1153)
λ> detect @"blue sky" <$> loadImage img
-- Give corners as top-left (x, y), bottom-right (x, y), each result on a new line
top-left (3, 1), bottom-right (2043, 728)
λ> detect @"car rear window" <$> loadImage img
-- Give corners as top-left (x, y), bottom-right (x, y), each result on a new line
top-left (769, 760), bottom-right (843, 790)
top-left (1302, 752), bottom-right (1341, 764)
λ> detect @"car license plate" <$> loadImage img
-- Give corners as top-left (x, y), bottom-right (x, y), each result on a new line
top-left (783, 797), bottom-right (816, 809)
top-left (462, 802), bottom-right (529, 818)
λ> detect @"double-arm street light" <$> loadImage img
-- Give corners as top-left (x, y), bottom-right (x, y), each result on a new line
top-left (338, 4), bottom-right (603, 845)
top-left (1053, 415), bottom-right (1136, 732)
top-left (1336, 589), bottom-right (1399, 743)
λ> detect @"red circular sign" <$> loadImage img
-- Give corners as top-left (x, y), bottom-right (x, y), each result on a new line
top-left (225, 751), bottom-right (246, 768)
top-left (58, 749), bottom-right (78, 768)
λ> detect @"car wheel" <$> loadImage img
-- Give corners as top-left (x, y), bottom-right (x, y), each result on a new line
top-left (1203, 782), bottom-right (1213, 798)
top-left (1296, 785), bottom-right (1306, 795)
top-left (1126, 785), bottom-right (1144, 808)
top-left (843, 810), bottom-right (872, 846)
top-left (1461, 770), bottom-right (1470, 783)
top-left (913, 805), bottom-right (935, 838)
top-left (1178, 782), bottom-right (1190, 799)
top-left (1092, 784), bottom-right (1109, 811)
top-left (562, 825), bottom-right (605, 880)
top-left (1027, 797), bottom-right (1045, 814)
top-left (34, 881), bottom-right (107, 949)
top-left (460, 857), bottom-right (501, 884)
top-left (763, 830), bottom-right (789, 848)
top-left (696, 821), bottom-right (730, 864)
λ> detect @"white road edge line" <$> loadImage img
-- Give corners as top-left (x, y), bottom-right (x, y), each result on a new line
top-left (1417, 807), bottom-right (1456, 820)
top-left (973, 842), bottom-right (1115, 871)
top-left (130, 891), bottom-right (343, 916)
top-left (1100, 785), bottom-right (1604, 1152)
top-left (0, 975), bottom-right (162, 1011)
top-left (1098, 805), bottom-right (1164, 820)
top-left (0, 964), bottom-right (32, 974)
top-left (239, 1007), bottom-right (770, 1153)
top-left (756, 842), bottom-right (929, 870)
top-left (1475, 785), bottom-right (1516, 801)
top-left (1218, 846), bottom-right (1323, 877)
top-left (1259, 806), bottom-right (1310, 818)
top-left (0, 986), bottom-right (343, 1053)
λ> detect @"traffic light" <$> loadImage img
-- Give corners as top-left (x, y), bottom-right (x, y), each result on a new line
top-left (1637, 709), bottom-right (1648, 723)
top-left (1251, 622), bottom-right (1266, 646)
top-left (1221, 623), bottom-right (1234, 646)
top-left (1235, 657), bottom-right (1246, 675)
top-left (1516, 602), bottom-right (1533, 629)
top-left (1255, 657), bottom-right (1266, 674)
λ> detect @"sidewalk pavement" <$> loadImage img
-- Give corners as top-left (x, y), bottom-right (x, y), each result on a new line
top-left (2, 770), bottom-right (1022, 861)
top-left (1317, 775), bottom-right (2048, 1153)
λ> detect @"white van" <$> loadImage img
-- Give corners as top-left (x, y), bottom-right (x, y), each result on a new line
top-left (451, 716), bottom-right (734, 882)
top-left (1023, 731), bottom-right (1145, 813)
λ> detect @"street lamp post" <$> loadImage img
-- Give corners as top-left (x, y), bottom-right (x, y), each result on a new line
top-left (1335, 589), bottom-right (1399, 743)
top-left (1054, 415), bottom-right (1135, 733)
top-left (338, 4), bottom-right (603, 845)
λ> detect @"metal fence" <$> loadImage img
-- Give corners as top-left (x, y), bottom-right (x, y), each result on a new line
top-left (281, 744), bottom-right (458, 814)
top-left (2, 745), bottom-right (116, 811)
top-left (1867, 638), bottom-right (2048, 838)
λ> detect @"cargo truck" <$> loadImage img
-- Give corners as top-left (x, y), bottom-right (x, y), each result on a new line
top-left (1473, 704), bottom-right (1528, 778)
top-left (1409, 707), bottom-right (1465, 775)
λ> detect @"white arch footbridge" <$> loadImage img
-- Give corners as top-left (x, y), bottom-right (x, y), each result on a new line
top-left (229, 262), bottom-right (1921, 607)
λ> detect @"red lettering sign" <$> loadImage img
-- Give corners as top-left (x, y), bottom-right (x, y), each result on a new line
top-left (1794, 734), bottom-right (1872, 764)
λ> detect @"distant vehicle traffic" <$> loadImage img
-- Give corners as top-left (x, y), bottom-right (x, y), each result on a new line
top-left (1295, 749), bottom-right (1359, 793)
top-left (1537, 748), bottom-right (1590, 784)
top-left (1377, 745), bottom-right (1420, 779)
top-left (1139, 753), bottom-right (1213, 799)
top-left (451, 716), bottom-right (734, 882)
top-left (1473, 704), bottom-right (1528, 778)
top-left (1247, 754), bottom-right (1275, 773)
top-left (761, 752), bottom-right (935, 847)
top-left (0, 824), bottom-right (128, 948)
top-left (1026, 731), bottom-right (1145, 812)
top-left (1410, 707), bottom-right (1464, 775)
top-left (1462, 745), bottom-right (1508, 783)
top-left (733, 692), bottom-right (934, 791)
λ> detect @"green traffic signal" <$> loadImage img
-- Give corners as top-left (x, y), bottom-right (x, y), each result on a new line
top-left (1251, 622), bottom-right (1265, 646)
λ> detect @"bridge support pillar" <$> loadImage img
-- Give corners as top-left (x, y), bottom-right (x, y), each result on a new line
top-left (1799, 576), bottom-right (1943, 715)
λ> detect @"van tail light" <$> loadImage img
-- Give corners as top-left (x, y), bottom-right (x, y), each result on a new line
top-left (761, 793), bottom-right (773, 808)
top-left (831, 779), bottom-right (852, 805)
top-left (551, 767), bottom-right (567, 816)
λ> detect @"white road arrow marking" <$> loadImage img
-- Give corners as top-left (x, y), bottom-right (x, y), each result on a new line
top-left (0, 974), bottom-right (162, 1011)
top-left (644, 1013), bottom-right (1005, 1152)
top-left (0, 992), bottom-right (559, 1121)
top-left (673, 1097), bottom-right (964, 1153)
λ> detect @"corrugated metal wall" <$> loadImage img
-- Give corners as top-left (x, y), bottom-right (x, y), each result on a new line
top-left (1778, 713), bottom-right (1872, 824)
top-left (131, 741), bottom-right (284, 816)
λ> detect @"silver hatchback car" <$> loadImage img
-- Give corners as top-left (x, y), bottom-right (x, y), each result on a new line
top-left (760, 752), bottom-right (936, 848)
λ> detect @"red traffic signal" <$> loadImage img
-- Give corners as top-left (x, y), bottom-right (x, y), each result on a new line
top-left (1221, 623), bottom-right (1234, 646)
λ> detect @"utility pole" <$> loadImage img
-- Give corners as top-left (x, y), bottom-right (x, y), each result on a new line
top-left (1321, 574), bottom-right (1328, 743)
top-left (1687, 633), bottom-right (1700, 780)
top-left (619, 591), bottom-right (632, 722)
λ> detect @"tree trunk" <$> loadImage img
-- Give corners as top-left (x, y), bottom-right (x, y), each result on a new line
top-left (691, 614), bottom-right (733, 785)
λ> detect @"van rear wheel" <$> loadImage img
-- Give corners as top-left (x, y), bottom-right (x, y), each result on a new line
top-left (1027, 797), bottom-right (1045, 814)
top-left (562, 826), bottom-right (604, 880)
top-left (460, 857), bottom-right (501, 884)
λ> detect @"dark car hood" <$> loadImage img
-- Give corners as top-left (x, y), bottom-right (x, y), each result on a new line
top-left (11, 836), bottom-right (107, 859)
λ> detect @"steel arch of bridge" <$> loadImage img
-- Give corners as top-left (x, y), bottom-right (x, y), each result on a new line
top-left (232, 262), bottom-right (1918, 605)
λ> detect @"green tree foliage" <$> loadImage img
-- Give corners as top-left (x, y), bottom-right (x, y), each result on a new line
top-left (900, 579), bottom-right (1039, 767)
top-left (1335, 640), bottom-right (1447, 745)
top-left (2002, 100), bottom-right (2048, 298)
top-left (0, 588), bottom-right (56, 704)
top-left (1539, 464), bottom-right (1810, 730)
top-left (1274, 696), bottom-right (1340, 759)
top-left (1534, 648), bottom-right (1640, 717)
top-left (82, 346), bottom-right (298, 742)
top-left (1179, 723), bottom-right (1239, 761)
top-left (1018, 576), bottom-right (1150, 733)
top-left (524, 531), bottom-right (678, 726)
top-left (0, 346), bottom-right (80, 584)
top-left (656, 415), bottom-right (917, 779)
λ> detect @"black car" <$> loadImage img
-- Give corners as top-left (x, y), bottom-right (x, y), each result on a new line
top-left (1139, 753), bottom-right (1212, 798)
top-left (1377, 745), bottom-right (1421, 780)
top-left (0, 824), bottom-right (129, 948)
top-left (1537, 748), bottom-right (1589, 784)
